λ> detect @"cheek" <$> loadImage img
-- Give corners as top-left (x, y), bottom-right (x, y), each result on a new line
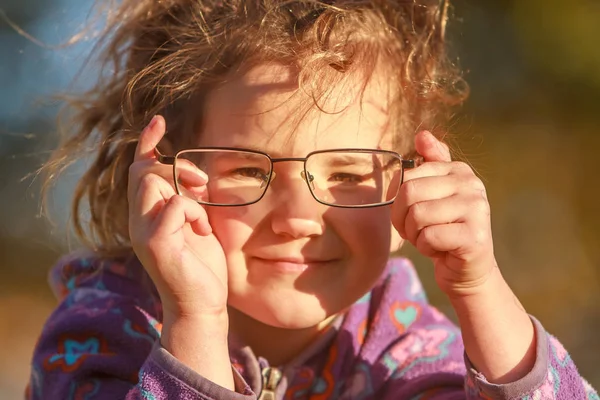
top-left (207, 207), bottom-right (258, 253)
top-left (322, 208), bottom-right (392, 310)
top-left (336, 208), bottom-right (392, 256)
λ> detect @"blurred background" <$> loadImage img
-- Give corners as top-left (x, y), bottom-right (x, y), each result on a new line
top-left (1, 0), bottom-right (599, 397)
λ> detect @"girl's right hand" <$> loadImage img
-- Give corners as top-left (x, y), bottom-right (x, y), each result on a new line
top-left (127, 115), bottom-right (228, 320)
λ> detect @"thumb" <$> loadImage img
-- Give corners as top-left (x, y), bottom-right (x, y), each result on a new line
top-left (415, 130), bottom-right (451, 163)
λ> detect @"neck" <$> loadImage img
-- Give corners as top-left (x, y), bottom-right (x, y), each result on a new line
top-left (227, 306), bottom-right (336, 367)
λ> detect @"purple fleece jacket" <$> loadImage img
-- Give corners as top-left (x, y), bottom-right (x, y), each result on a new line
top-left (27, 252), bottom-right (597, 399)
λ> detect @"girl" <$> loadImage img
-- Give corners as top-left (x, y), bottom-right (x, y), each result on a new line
top-left (29, 1), bottom-right (597, 399)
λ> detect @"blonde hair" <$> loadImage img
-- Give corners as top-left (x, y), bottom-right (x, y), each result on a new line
top-left (43, 0), bottom-right (468, 256)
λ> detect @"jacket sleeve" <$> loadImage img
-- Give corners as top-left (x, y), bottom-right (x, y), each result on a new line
top-left (463, 317), bottom-right (598, 400)
top-left (27, 257), bottom-right (256, 400)
top-left (378, 316), bottom-right (598, 400)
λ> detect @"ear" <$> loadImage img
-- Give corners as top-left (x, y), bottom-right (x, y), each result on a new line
top-left (390, 225), bottom-right (404, 253)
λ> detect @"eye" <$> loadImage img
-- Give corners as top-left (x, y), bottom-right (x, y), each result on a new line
top-left (232, 167), bottom-right (269, 181)
top-left (328, 173), bottom-right (364, 184)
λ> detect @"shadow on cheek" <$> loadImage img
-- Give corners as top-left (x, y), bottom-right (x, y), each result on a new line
top-left (292, 247), bottom-right (389, 319)
top-left (296, 209), bottom-right (392, 315)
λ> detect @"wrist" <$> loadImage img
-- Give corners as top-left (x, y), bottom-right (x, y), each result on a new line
top-left (447, 265), bottom-right (536, 383)
top-left (162, 310), bottom-right (229, 341)
top-left (161, 298), bottom-right (229, 321)
top-left (447, 265), bottom-right (527, 321)
top-left (161, 311), bottom-right (230, 362)
top-left (444, 258), bottom-right (500, 302)
top-left (160, 311), bottom-right (234, 390)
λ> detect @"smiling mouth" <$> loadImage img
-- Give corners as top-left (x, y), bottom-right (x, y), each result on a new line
top-left (252, 257), bottom-right (336, 273)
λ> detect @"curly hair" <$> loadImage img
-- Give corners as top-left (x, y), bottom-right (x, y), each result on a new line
top-left (42, 0), bottom-right (468, 256)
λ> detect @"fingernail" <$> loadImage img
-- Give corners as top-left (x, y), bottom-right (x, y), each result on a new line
top-left (424, 130), bottom-right (436, 143)
top-left (429, 133), bottom-right (447, 153)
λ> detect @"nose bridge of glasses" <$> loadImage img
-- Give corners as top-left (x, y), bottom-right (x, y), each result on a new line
top-left (262, 173), bottom-right (315, 198)
top-left (269, 157), bottom-right (313, 185)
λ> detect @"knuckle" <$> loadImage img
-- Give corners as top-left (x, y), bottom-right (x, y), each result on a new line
top-left (128, 160), bottom-right (150, 180)
top-left (139, 173), bottom-right (160, 189)
top-left (421, 226), bottom-right (437, 243)
top-left (409, 201), bottom-right (426, 222)
top-left (452, 161), bottom-right (471, 174)
top-left (401, 180), bottom-right (419, 203)
top-left (405, 206), bottom-right (416, 228)
top-left (168, 194), bottom-right (186, 208)
top-left (472, 227), bottom-right (489, 245)
top-left (467, 175), bottom-right (486, 192)
top-left (472, 195), bottom-right (490, 215)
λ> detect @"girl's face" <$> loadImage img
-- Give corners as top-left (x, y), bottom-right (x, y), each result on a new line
top-left (199, 64), bottom-right (400, 329)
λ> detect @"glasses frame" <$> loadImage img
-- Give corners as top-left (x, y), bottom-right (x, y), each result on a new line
top-left (155, 147), bottom-right (422, 208)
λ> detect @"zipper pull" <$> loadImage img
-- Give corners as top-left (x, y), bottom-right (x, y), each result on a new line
top-left (257, 367), bottom-right (283, 400)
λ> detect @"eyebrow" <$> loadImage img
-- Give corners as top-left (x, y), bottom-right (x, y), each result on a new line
top-left (319, 154), bottom-right (379, 168)
top-left (195, 147), bottom-right (396, 169)
top-left (208, 151), bottom-right (267, 163)
top-left (205, 144), bottom-right (286, 159)
top-left (225, 144), bottom-right (267, 153)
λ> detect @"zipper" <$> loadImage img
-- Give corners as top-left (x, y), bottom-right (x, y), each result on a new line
top-left (257, 366), bottom-right (283, 400)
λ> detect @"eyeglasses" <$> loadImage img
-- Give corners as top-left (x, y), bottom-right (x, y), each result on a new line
top-left (155, 147), bottom-right (421, 208)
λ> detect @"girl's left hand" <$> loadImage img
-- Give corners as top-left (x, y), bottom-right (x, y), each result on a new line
top-left (392, 131), bottom-right (497, 298)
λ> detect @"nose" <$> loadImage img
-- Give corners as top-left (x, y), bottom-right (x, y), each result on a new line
top-left (268, 172), bottom-right (325, 239)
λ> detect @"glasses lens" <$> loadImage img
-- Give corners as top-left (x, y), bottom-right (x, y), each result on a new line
top-left (304, 150), bottom-right (403, 206)
top-left (175, 149), bottom-right (272, 205)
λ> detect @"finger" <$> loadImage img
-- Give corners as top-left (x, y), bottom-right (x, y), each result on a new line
top-left (152, 194), bottom-right (212, 237)
top-left (403, 159), bottom-right (474, 184)
top-left (414, 130), bottom-right (451, 163)
top-left (173, 159), bottom-right (210, 203)
top-left (135, 173), bottom-right (177, 223)
top-left (402, 161), bottom-right (452, 183)
top-left (392, 175), bottom-right (461, 239)
top-left (134, 115), bottom-right (166, 162)
top-left (128, 160), bottom-right (175, 216)
top-left (415, 217), bottom-right (491, 260)
top-left (400, 174), bottom-right (462, 204)
top-left (129, 173), bottom-right (176, 252)
top-left (176, 157), bottom-right (209, 184)
top-left (176, 158), bottom-right (209, 185)
top-left (414, 223), bottom-right (470, 258)
top-left (399, 159), bottom-right (476, 232)
top-left (404, 195), bottom-right (470, 244)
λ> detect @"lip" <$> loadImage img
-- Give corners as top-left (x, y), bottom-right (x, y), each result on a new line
top-left (252, 257), bottom-right (336, 273)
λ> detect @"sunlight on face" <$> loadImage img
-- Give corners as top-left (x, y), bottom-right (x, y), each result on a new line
top-left (199, 64), bottom-right (399, 329)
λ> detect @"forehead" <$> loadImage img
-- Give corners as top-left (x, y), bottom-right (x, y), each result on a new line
top-left (199, 63), bottom-right (394, 154)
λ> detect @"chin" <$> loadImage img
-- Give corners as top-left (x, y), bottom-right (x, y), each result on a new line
top-left (229, 291), bottom-right (334, 330)
top-left (266, 311), bottom-right (330, 330)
